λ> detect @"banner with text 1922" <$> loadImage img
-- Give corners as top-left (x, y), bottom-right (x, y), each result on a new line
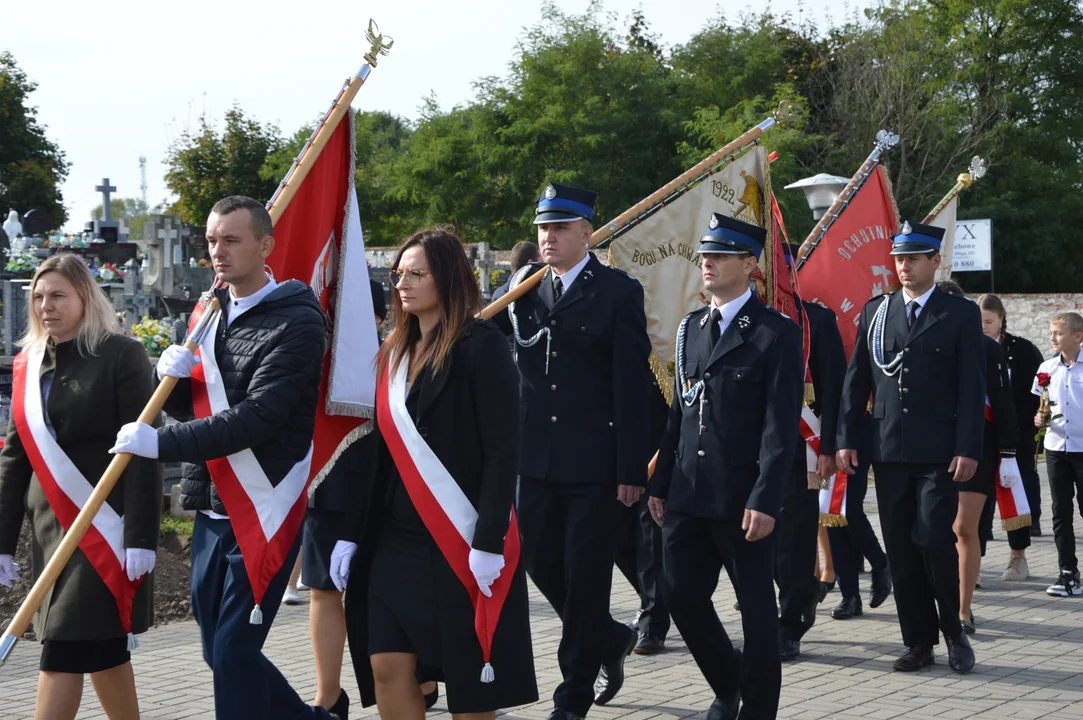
top-left (608, 147), bottom-right (771, 399)
top-left (797, 165), bottom-right (898, 358)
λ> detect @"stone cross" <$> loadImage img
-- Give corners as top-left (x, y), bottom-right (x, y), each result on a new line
top-left (96, 178), bottom-right (117, 221)
top-left (159, 225), bottom-right (179, 268)
top-left (474, 242), bottom-right (493, 296)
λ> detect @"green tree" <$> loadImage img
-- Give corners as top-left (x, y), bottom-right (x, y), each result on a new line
top-left (0, 52), bottom-right (70, 228)
top-left (164, 106), bottom-right (283, 225)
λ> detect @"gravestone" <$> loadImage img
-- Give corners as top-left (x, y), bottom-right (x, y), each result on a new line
top-left (115, 261), bottom-right (156, 327)
top-left (2, 280), bottom-right (31, 356)
top-left (21, 209), bottom-right (52, 236)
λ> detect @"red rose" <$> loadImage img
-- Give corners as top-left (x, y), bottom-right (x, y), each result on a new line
top-left (1037, 372), bottom-right (1052, 387)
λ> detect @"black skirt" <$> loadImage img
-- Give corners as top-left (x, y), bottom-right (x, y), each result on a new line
top-left (957, 422), bottom-right (997, 496)
top-left (40, 637), bottom-right (130, 674)
top-left (302, 508), bottom-right (346, 591)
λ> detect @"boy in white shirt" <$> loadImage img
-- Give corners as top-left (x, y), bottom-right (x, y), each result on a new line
top-left (1032, 312), bottom-right (1083, 597)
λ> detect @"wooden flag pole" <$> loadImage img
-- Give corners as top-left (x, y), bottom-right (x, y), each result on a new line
top-left (476, 101), bottom-right (792, 321)
top-left (0, 23), bottom-right (393, 665)
top-left (921, 156), bottom-right (986, 224)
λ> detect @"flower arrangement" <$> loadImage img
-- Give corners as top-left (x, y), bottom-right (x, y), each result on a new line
top-left (130, 317), bottom-right (173, 356)
top-left (4, 247), bottom-right (40, 274)
top-left (90, 261), bottom-right (126, 283)
top-left (1035, 372), bottom-right (1063, 444)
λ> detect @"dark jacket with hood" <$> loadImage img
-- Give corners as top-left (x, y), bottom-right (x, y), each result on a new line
top-left (158, 279), bottom-right (326, 515)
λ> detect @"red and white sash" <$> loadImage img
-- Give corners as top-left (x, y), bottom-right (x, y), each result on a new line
top-left (12, 346), bottom-right (141, 648)
top-left (376, 356), bottom-right (520, 683)
top-left (799, 406), bottom-right (848, 526)
top-left (188, 306), bottom-right (313, 623)
top-left (984, 400), bottom-right (1032, 531)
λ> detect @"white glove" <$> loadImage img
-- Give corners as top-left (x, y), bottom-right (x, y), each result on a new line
top-left (0, 555), bottom-right (20, 588)
top-left (999, 455), bottom-right (1022, 489)
top-left (124, 548), bottom-right (156, 582)
top-left (469, 548), bottom-right (505, 598)
top-left (110, 422), bottom-right (159, 459)
top-left (329, 540), bottom-right (358, 592)
top-left (156, 344), bottom-right (200, 380)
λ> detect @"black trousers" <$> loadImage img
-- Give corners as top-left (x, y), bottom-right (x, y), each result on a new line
top-left (614, 493), bottom-right (670, 639)
top-left (774, 464), bottom-right (821, 641)
top-left (1045, 450), bottom-right (1083, 573)
top-left (519, 478), bottom-right (632, 717)
top-left (662, 511), bottom-right (780, 720)
top-left (873, 463), bottom-right (962, 647)
top-left (827, 442), bottom-right (888, 600)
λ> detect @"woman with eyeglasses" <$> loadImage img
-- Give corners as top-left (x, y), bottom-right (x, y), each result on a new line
top-left (329, 228), bottom-right (537, 719)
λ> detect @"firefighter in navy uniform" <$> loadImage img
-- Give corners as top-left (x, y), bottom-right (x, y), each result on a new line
top-left (837, 221), bottom-right (984, 674)
top-left (649, 213), bottom-right (803, 720)
top-left (493, 182), bottom-right (653, 720)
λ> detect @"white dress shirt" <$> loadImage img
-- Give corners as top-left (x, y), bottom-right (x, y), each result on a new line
top-left (1032, 353), bottom-right (1083, 453)
top-left (902, 284), bottom-right (936, 325)
top-left (711, 288), bottom-right (752, 337)
top-left (552, 253), bottom-right (591, 293)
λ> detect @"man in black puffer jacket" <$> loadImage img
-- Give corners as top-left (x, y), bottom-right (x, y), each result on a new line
top-left (112, 195), bottom-right (341, 720)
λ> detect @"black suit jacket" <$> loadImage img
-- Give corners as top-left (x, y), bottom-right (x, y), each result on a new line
top-left (984, 335), bottom-right (1019, 451)
top-left (493, 253), bottom-right (652, 487)
top-left (341, 320), bottom-right (520, 554)
top-left (651, 295), bottom-right (804, 520)
top-left (1002, 332), bottom-right (1044, 449)
top-left (803, 300), bottom-right (847, 458)
top-left (838, 287), bottom-right (985, 464)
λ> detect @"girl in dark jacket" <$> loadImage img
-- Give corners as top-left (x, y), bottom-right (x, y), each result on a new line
top-left (330, 228), bottom-right (537, 719)
top-left (0, 254), bottom-right (161, 720)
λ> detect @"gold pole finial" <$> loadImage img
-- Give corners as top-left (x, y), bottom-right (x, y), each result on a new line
top-left (364, 20), bottom-right (394, 67)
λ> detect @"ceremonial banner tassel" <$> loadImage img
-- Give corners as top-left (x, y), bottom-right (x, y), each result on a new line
top-left (0, 27), bottom-right (391, 663)
top-left (820, 470), bottom-right (849, 527)
top-left (478, 102), bottom-right (792, 326)
top-left (795, 131), bottom-right (901, 358)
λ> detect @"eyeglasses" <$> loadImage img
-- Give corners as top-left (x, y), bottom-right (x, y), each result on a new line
top-left (389, 268), bottom-right (430, 287)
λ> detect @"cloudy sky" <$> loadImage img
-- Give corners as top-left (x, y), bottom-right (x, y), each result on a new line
top-left (5, 0), bottom-right (873, 231)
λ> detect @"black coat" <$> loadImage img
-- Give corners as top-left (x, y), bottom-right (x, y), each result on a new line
top-left (1002, 332), bottom-right (1044, 451)
top-left (803, 300), bottom-right (847, 459)
top-left (158, 280), bottom-right (327, 514)
top-left (340, 320), bottom-right (537, 710)
top-left (492, 253), bottom-right (653, 487)
top-left (984, 335), bottom-right (1019, 451)
top-left (651, 294), bottom-right (804, 520)
top-left (838, 287), bottom-right (985, 464)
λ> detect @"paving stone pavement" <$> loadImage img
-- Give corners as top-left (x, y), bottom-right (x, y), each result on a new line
top-left (2, 467), bottom-right (1082, 719)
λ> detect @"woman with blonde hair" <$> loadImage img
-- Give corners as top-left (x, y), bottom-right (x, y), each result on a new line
top-left (0, 253), bottom-right (162, 720)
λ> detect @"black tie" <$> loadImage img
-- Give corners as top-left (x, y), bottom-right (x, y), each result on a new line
top-left (908, 301), bottom-right (921, 329)
top-left (553, 275), bottom-right (563, 301)
top-left (709, 308), bottom-right (722, 350)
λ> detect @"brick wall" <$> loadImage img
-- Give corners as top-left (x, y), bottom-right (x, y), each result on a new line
top-left (995, 294), bottom-right (1083, 358)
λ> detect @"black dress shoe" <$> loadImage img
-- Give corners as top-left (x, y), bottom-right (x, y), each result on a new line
top-left (547, 710), bottom-right (586, 720)
top-left (869, 566), bottom-right (892, 609)
top-left (946, 633), bottom-right (975, 673)
top-left (801, 584), bottom-right (821, 631)
top-left (594, 627), bottom-right (636, 705)
top-left (1030, 525), bottom-right (1043, 537)
top-left (817, 579), bottom-right (835, 603)
top-left (779, 637), bottom-right (800, 661)
top-left (424, 684), bottom-right (439, 710)
top-left (706, 690), bottom-right (741, 720)
top-left (831, 595), bottom-right (863, 620)
top-left (634, 632), bottom-right (665, 655)
top-left (892, 645), bottom-right (934, 672)
top-left (328, 689), bottom-right (350, 720)
top-left (961, 613), bottom-right (976, 636)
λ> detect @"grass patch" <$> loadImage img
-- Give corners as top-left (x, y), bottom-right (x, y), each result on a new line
top-left (160, 514), bottom-right (195, 537)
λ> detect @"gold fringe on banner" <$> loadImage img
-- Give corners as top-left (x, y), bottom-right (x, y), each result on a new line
top-left (808, 472), bottom-right (826, 490)
top-left (820, 513), bottom-right (848, 528)
top-left (804, 382), bottom-right (816, 406)
top-left (1003, 513), bottom-right (1032, 532)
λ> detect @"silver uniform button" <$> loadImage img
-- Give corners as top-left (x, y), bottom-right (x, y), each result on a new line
top-left (550, 320), bottom-right (556, 326)
top-left (704, 372), bottom-right (712, 379)
top-left (551, 416), bottom-right (558, 423)
top-left (902, 408), bottom-right (909, 414)
top-left (551, 352), bottom-right (557, 358)
top-left (551, 385), bottom-right (557, 391)
top-left (697, 450), bottom-right (706, 457)
top-left (608, 421), bottom-right (614, 427)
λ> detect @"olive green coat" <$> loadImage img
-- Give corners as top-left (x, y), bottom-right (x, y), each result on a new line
top-left (0, 335), bottom-right (162, 641)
